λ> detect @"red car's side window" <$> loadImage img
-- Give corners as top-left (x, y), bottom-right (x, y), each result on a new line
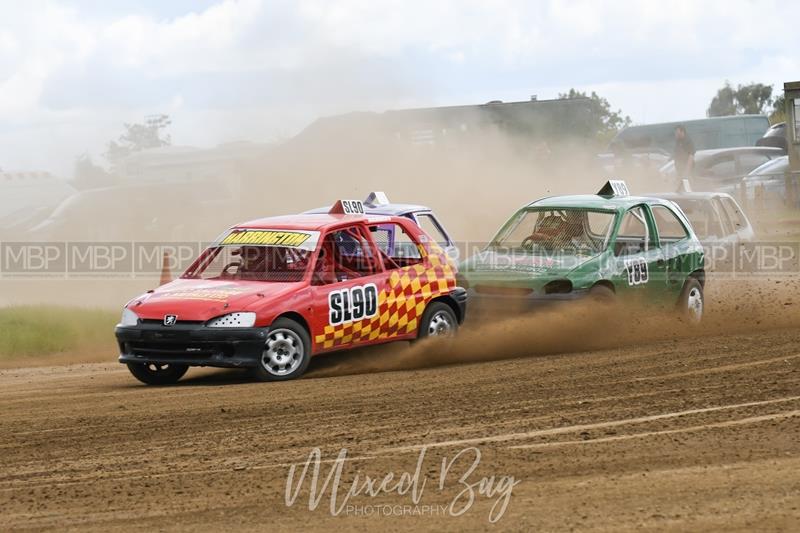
top-left (368, 222), bottom-right (425, 270)
top-left (312, 225), bottom-right (378, 285)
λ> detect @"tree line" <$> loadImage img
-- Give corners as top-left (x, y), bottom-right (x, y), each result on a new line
top-left (707, 81), bottom-right (785, 123)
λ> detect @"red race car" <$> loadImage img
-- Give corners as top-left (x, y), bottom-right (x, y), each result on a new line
top-left (116, 200), bottom-right (467, 385)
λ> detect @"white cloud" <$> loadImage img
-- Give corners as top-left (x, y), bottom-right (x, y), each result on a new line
top-left (99, 0), bottom-right (280, 73)
top-left (0, 3), bottom-right (93, 117)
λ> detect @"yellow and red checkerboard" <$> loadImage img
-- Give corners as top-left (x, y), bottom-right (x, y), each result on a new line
top-left (314, 253), bottom-right (456, 350)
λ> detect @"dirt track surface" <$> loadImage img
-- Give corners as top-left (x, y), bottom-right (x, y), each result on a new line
top-left (2, 324), bottom-right (800, 531)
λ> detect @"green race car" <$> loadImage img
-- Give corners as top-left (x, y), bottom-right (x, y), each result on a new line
top-left (460, 181), bottom-right (706, 321)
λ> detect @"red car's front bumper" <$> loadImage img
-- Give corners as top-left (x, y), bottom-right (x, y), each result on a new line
top-left (116, 321), bottom-right (268, 368)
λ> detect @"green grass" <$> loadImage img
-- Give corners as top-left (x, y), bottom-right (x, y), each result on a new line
top-left (0, 306), bottom-right (119, 360)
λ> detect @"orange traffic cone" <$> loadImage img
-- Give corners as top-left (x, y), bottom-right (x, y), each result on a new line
top-left (159, 251), bottom-right (172, 286)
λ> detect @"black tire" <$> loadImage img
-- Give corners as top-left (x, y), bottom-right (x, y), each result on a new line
top-left (677, 278), bottom-right (704, 323)
top-left (418, 301), bottom-right (458, 339)
top-left (251, 317), bottom-right (311, 382)
top-left (588, 283), bottom-right (615, 304)
top-left (126, 362), bottom-right (188, 385)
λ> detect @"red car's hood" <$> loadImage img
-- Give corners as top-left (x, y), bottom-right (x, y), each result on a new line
top-left (127, 278), bottom-right (301, 322)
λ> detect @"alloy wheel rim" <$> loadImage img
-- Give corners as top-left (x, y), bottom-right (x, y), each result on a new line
top-left (262, 328), bottom-right (304, 376)
top-left (428, 311), bottom-right (454, 337)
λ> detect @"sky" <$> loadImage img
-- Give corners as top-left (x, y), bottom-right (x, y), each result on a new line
top-left (0, 0), bottom-right (798, 176)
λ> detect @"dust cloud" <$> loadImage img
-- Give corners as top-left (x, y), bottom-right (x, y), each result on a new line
top-left (307, 276), bottom-right (800, 378)
top-left (0, 114), bottom-right (669, 308)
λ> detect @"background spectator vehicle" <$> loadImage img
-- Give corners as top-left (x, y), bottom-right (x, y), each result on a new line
top-left (659, 146), bottom-right (785, 189)
top-left (755, 122), bottom-right (788, 152)
top-left (610, 115), bottom-right (771, 154)
top-left (723, 156), bottom-right (794, 208)
top-left (653, 190), bottom-right (754, 245)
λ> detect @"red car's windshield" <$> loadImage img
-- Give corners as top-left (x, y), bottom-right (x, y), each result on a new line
top-left (183, 227), bottom-right (320, 282)
top-left (183, 245), bottom-right (312, 282)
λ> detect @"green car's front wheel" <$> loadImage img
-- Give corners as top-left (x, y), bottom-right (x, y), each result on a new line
top-left (588, 283), bottom-right (615, 304)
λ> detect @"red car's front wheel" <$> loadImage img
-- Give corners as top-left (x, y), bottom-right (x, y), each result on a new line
top-left (251, 318), bottom-right (311, 382)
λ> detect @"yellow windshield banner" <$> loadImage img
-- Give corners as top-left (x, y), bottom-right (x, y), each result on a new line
top-left (219, 229), bottom-right (317, 249)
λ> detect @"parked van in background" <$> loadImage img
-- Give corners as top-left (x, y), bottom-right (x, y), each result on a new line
top-left (610, 115), bottom-right (771, 154)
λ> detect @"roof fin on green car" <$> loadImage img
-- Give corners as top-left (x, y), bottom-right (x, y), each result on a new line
top-left (597, 180), bottom-right (630, 198)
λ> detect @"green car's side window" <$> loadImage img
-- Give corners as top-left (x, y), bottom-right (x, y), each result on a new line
top-left (614, 206), bottom-right (650, 256)
top-left (651, 205), bottom-right (689, 246)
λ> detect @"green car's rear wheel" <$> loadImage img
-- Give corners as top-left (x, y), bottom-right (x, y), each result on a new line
top-left (678, 278), bottom-right (704, 323)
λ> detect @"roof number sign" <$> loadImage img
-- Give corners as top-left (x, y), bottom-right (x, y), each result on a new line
top-left (598, 180), bottom-right (630, 197)
top-left (339, 199), bottom-right (365, 215)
